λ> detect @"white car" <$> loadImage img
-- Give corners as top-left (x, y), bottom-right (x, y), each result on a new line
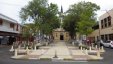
top-left (101, 40), bottom-right (113, 48)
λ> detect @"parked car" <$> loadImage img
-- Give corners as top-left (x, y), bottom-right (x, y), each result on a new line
top-left (101, 40), bottom-right (113, 48)
top-left (94, 40), bottom-right (103, 47)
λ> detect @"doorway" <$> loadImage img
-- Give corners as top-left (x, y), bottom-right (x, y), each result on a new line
top-left (60, 35), bottom-right (64, 40)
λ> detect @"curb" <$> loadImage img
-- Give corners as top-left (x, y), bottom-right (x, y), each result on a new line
top-left (39, 58), bottom-right (52, 60)
top-left (11, 57), bottom-right (103, 61)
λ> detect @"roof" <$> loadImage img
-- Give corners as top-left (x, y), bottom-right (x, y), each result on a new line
top-left (0, 13), bottom-right (21, 25)
top-left (99, 8), bottom-right (113, 20)
top-left (53, 28), bottom-right (65, 32)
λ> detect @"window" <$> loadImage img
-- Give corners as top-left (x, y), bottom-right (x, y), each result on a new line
top-left (101, 16), bottom-right (112, 29)
top-left (0, 19), bottom-right (3, 25)
top-left (104, 18), bottom-right (107, 27)
top-left (101, 35), bottom-right (104, 40)
top-left (108, 16), bottom-right (111, 21)
top-left (109, 34), bottom-right (113, 40)
top-left (16, 24), bottom-right (18, 31)
top-left (108, 16), bottom-right (111, 27)
top-left (101, 20), bottom-right (104, 29)
top-left (10, 23), bottom-right (15, 29)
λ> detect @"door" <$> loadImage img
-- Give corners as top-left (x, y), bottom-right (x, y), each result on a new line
top-left (60, 35), bottom-right (64, 40)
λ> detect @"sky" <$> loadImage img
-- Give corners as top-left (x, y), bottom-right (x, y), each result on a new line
top-left (0, 0), bottom-right (113, 23)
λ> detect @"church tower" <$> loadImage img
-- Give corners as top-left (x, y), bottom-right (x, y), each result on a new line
top-left (59, 5), bottom-right (64, 28)
top-left (52, 6), bottom-right (70, 41)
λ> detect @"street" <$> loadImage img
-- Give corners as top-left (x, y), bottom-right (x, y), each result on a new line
top-left (0, 45), bottom-right (113, 64)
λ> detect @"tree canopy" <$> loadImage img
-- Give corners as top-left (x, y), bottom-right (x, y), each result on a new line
top-left (20, 0), bottom-right (60, 37)
top-left (20, 0), bottom-right (100, 40)
top-left (63, 1), bottom-right (100, 39)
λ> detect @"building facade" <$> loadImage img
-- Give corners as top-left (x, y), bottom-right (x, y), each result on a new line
top-left (0, 13), bottom-right (22, 45)
top-left (53, 28), bottom-right (70, 41)
top-left (52, 6), bottom-right (70, 41)
top-left (88, 9), bottom-right (113, 42)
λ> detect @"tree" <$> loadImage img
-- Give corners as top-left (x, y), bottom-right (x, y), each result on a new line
top-left (63, 1), bottom-right (100, 39)
top-left (22, 23), bottom-right (39, 41)
top-left (20, 0), bottom-right (48, 22)
top-left (63, 14), bottom-right (77, 39)
top-left (20, 0), bottom-right (60, 39)
top-left (39, 3), bottom-right (60, 35)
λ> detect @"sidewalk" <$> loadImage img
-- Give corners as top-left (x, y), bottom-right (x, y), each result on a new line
top-left (11, 41), bottom-right (103, 60)
top-left (40, 42), bottom-right (72, 59)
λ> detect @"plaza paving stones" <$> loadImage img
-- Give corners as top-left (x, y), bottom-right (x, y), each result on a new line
top-left (72, 55), bottom-right (90, 60)
top-left (67, 46), bottom-right (78, 50)
top-left (30, 49), bottom-right (47, 55)
top-left (23, 55), bottom-right (41, 59)
top-left (70, 50), bottom-right (86, 55)
top-left (11, 41), bottom-right (104, 61)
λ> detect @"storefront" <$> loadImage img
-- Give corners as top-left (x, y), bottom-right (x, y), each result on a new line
top-left (0, 31), bottom-right (20, 45)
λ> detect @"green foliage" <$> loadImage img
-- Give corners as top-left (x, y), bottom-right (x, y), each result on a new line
top-left (63, 14), bottom-right (77, 39)
top-left (39, 3), bottom-right (60, 35)
top-left (20, 0), bottom-right (60, 36)
top-left (20, 0), bottom-right (48, 21)
top-left (63, 1), bottom-right (100, 38)
top-left (22, 23), bottom-right (38, 38)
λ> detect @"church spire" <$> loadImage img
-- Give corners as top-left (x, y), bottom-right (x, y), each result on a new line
top-left (60, 5), bottom-right (63, 29)
top-left (61, 5), bottom-right (63, 13)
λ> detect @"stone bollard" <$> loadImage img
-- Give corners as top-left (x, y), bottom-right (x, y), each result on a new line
top-left (89, 46), bottom-right (91, 51)
top-left (83, 48), bottom-right (85, 53)
top-left (34, 45), bottom-right (36, 51)
top-left (14, 49), bottom-right (18, 56)
top-left (18, 45), bottom-right (21, 49)
top-left (97, 49), bottom-right (100, 57)
top-left (26, 47), bottom-right (29, 55)
top-left (101, 46), bottom-right (104, 52)
top-left (53, 50), bottom-right (58, 58)
top-left (10, 45), bottom-right (14, 52)
top-left (85, 49), bottom-right (88, 55)
top-left (80, 46), bottom-right (83, 51)
top-left (26, 46), bottom-right (28, 50)
top-left (72, 42), bottom-right (74, 46)
top-left (91, 43), bottom-right (94, 48)
top-left (95, 45), bottom-right (97, 49)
